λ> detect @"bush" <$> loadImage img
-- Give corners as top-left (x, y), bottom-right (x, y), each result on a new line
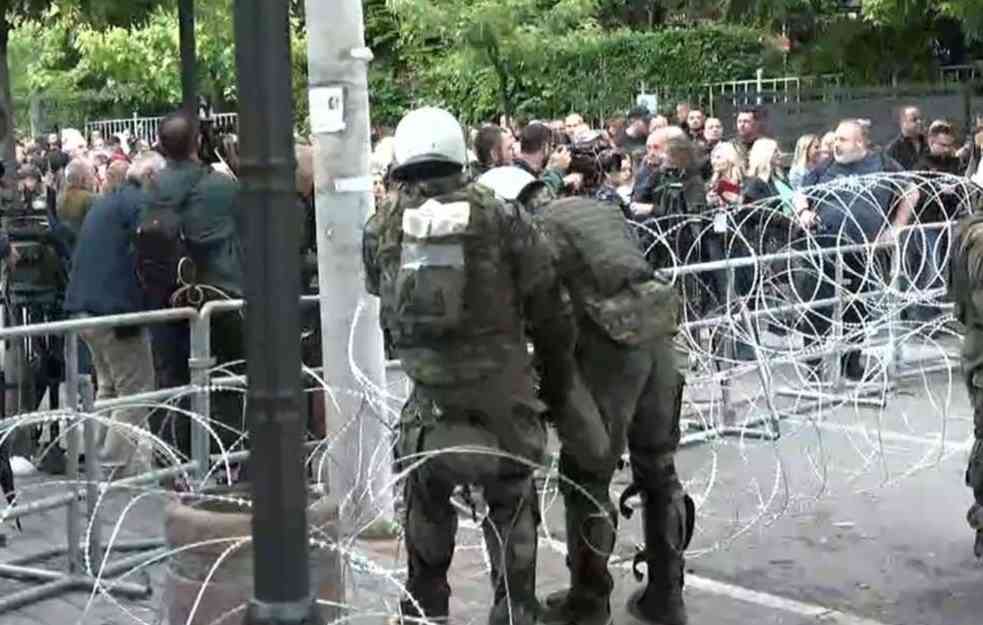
top-left (370, 25), bottom-right (776, 125)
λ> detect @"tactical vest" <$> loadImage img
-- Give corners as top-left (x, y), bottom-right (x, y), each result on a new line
top-left (951, 214), bottom-right (983, 328)
top-left (541, 197), bottom-right (679, 344)
top-left (951, 213), bottom-right (983, 387)
top-left (376, 178), bottom-right (526, 387)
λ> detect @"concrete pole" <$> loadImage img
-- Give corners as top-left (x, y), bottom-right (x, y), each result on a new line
top-left (305, 0), bottom-right (393, 535)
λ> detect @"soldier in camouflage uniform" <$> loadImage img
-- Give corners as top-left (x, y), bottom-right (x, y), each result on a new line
top-left (363, 108), bottom-right (577, 625)
top-left (951, 211), bottom-right (983, 557)
top-left (480, 167), bottom-right (695, 625)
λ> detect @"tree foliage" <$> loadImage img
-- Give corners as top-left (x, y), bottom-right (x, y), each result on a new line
top-left (11, 1), bottom-right (311, 132)
top-left (389, 0), bottom-right (599, 117)
top-left (418, 25), bottom-right (774, 124)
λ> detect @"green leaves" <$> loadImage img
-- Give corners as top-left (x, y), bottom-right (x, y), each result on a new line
top-left (413, 24), bottom-right (770, 124)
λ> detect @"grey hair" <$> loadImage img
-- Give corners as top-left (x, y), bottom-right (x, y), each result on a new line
top-left (659, 126), bottom-right (695, 169)
top-left (127, 151), bottom-right (166, 186)
top-left (64, 158), bottom-right (95, 190)
top-left (838, 119), bottom-right (869, 147)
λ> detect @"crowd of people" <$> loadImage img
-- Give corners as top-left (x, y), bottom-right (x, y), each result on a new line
top-left (366, 102), bottom-right (983, 374)
top-left (1, 116), bottom-right (250, 480)
top-left (361, 99), bottom-right (983, 625)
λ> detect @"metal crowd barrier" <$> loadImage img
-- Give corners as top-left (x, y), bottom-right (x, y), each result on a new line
top-left (0, 222), bottom-right (960, 611)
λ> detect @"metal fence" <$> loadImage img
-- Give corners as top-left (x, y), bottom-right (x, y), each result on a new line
top-left (0, 220), bottom-right (961, 611)
top-left (84, 112), bottom-right (239, 143)
top-left (638, 62), bottom-right (980, 117)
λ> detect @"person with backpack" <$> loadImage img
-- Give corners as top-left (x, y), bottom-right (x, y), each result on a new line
top-left (64, 152), bottom-right (165, 478)
top-left (140, 111), bottom-right (244, 459)
top-left (362, 107), bottom-right (577, 625)
top-left (481, 172), bottom-right (693, 625)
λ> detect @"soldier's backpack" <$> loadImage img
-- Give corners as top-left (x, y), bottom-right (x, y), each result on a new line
top-left (384, 184), bottom-right (523, 387)
top-left (395, 196), bottom-right (472, 340)
top-left (545, 197), bottom-right (680, 345)
top-left (135, 166), bottom-right (208, 307)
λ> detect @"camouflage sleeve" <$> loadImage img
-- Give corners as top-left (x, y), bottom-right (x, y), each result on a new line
top-left (541, 168), bottom-right (566, 196)
top-left (363, 210), bottom-right (383, 297)
top-left (506, 206), bottom-right (577, 403)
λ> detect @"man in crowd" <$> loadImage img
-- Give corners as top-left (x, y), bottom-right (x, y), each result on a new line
top-left (795, 119), bottom-right (917, 380)
top-left (565, 113), bottom-right (589, 139)
top-left (686, 109), bottom-right (706, 143)
top-left (703, 117), bottom-right (723, 154)
top-left (622, 107), bottom-right (651, 167)
top-left (148, 111), bottom-right (244, 456)
top-left (732, 107), bottom-right (763, 162)
top-left (886, 106), bottom-right (926, 171)
top-left (675, 102), bottom-right (691, 134)
top-left (472, 124), bottom-right (514, 178)
top-left (363, 106), bottom-right (576, 625)
top-left (513, 122), bottom-right (580, 195)
top-left (64, 152), bottom-right (165, 478)
top-left (903, 120), bottom-right (965, 323)
top-left (631, 126), bottom-right (706, 219)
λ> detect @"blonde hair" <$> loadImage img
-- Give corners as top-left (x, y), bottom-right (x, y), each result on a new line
top-left (747, 138), bottom-right (780, 182)
top-left (792, 134), bottom-right (818, 170)
top-left (709, 141), bottom-right (744, 188)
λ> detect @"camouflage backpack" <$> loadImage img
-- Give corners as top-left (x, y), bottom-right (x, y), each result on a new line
top-left (374, 179), bottom-right (523, 386)
top-left (542, 197), bottom-right (680, 345)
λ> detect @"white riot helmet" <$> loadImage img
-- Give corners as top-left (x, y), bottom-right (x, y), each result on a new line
top-left (391, 106), bottom-right (468, 181)
top-left (477, 166), bottom-right (546, 204)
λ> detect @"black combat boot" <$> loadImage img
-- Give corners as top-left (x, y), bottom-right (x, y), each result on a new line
top-left (400, 557), bottom-right (450, 624)
top-left (485, 489), bottom-right (540, 625)
top-left (540, 507), bottom-right (616, 625)
top-left (626, 491), bottom-right (695, 625)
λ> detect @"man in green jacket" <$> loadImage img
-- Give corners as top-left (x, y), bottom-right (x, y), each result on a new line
top-left (148, 112), bottom-right (244, 455)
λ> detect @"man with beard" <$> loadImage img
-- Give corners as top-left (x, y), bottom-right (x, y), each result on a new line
top-left (903, 121), bottom-right (965, 322)
top-left (621, 107), bottom-right (651, 168)
top-left (794, 119), bottom-right (917, 380)
top-left (473, 124), bottom-right (514, 178)
top-left (731, 107), bottom-right (763, 163)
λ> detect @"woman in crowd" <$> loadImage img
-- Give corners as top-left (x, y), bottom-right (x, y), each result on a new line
top-left (789, 134), bottom-right (820, 189)
top-left (743, 138), bottom-right (794, 213)
top-left (707, 141), bottom-right (744, 209)
top-left (593, 149), bottom-right (634, 216)
top-left (818, 131), bottom-right (837, 165)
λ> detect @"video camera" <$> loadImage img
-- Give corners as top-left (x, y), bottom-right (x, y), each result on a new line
top-left (561, 132), bottom-right (615, 194)
top-left (197, 96), bottom-right (239, 167)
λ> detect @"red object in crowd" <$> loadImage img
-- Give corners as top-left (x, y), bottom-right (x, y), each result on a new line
top-left (715, 179), bottom-right (741, 198)
top-left (110, 151), bottom-right (130, 164)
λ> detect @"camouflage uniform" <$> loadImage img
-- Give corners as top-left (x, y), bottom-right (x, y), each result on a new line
top-left (364, 174), bottom-right (576, 625)
top-left (535, 197), bottom-right (693, 625)
top-left (951, 212), bottom-right (983, 557)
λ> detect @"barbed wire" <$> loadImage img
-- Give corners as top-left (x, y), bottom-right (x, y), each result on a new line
top-left (0, 171), bottom-right (979, 624)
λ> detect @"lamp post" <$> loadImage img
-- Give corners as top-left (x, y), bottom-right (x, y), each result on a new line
top-left (234, 1), bottom-right (320, 624)
top-left (178, 0), bottom-right (196, 117)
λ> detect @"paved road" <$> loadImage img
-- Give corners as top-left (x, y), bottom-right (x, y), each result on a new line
top-left (0, 334), bottom-right (978, 624)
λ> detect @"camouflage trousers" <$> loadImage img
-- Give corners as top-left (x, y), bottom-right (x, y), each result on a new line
top-left (966, 371), bottom-right (983, 555)
top-left (547, 323), bottom-right (692, 622)
top-left (396, 388), bottom-right (545, 625)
